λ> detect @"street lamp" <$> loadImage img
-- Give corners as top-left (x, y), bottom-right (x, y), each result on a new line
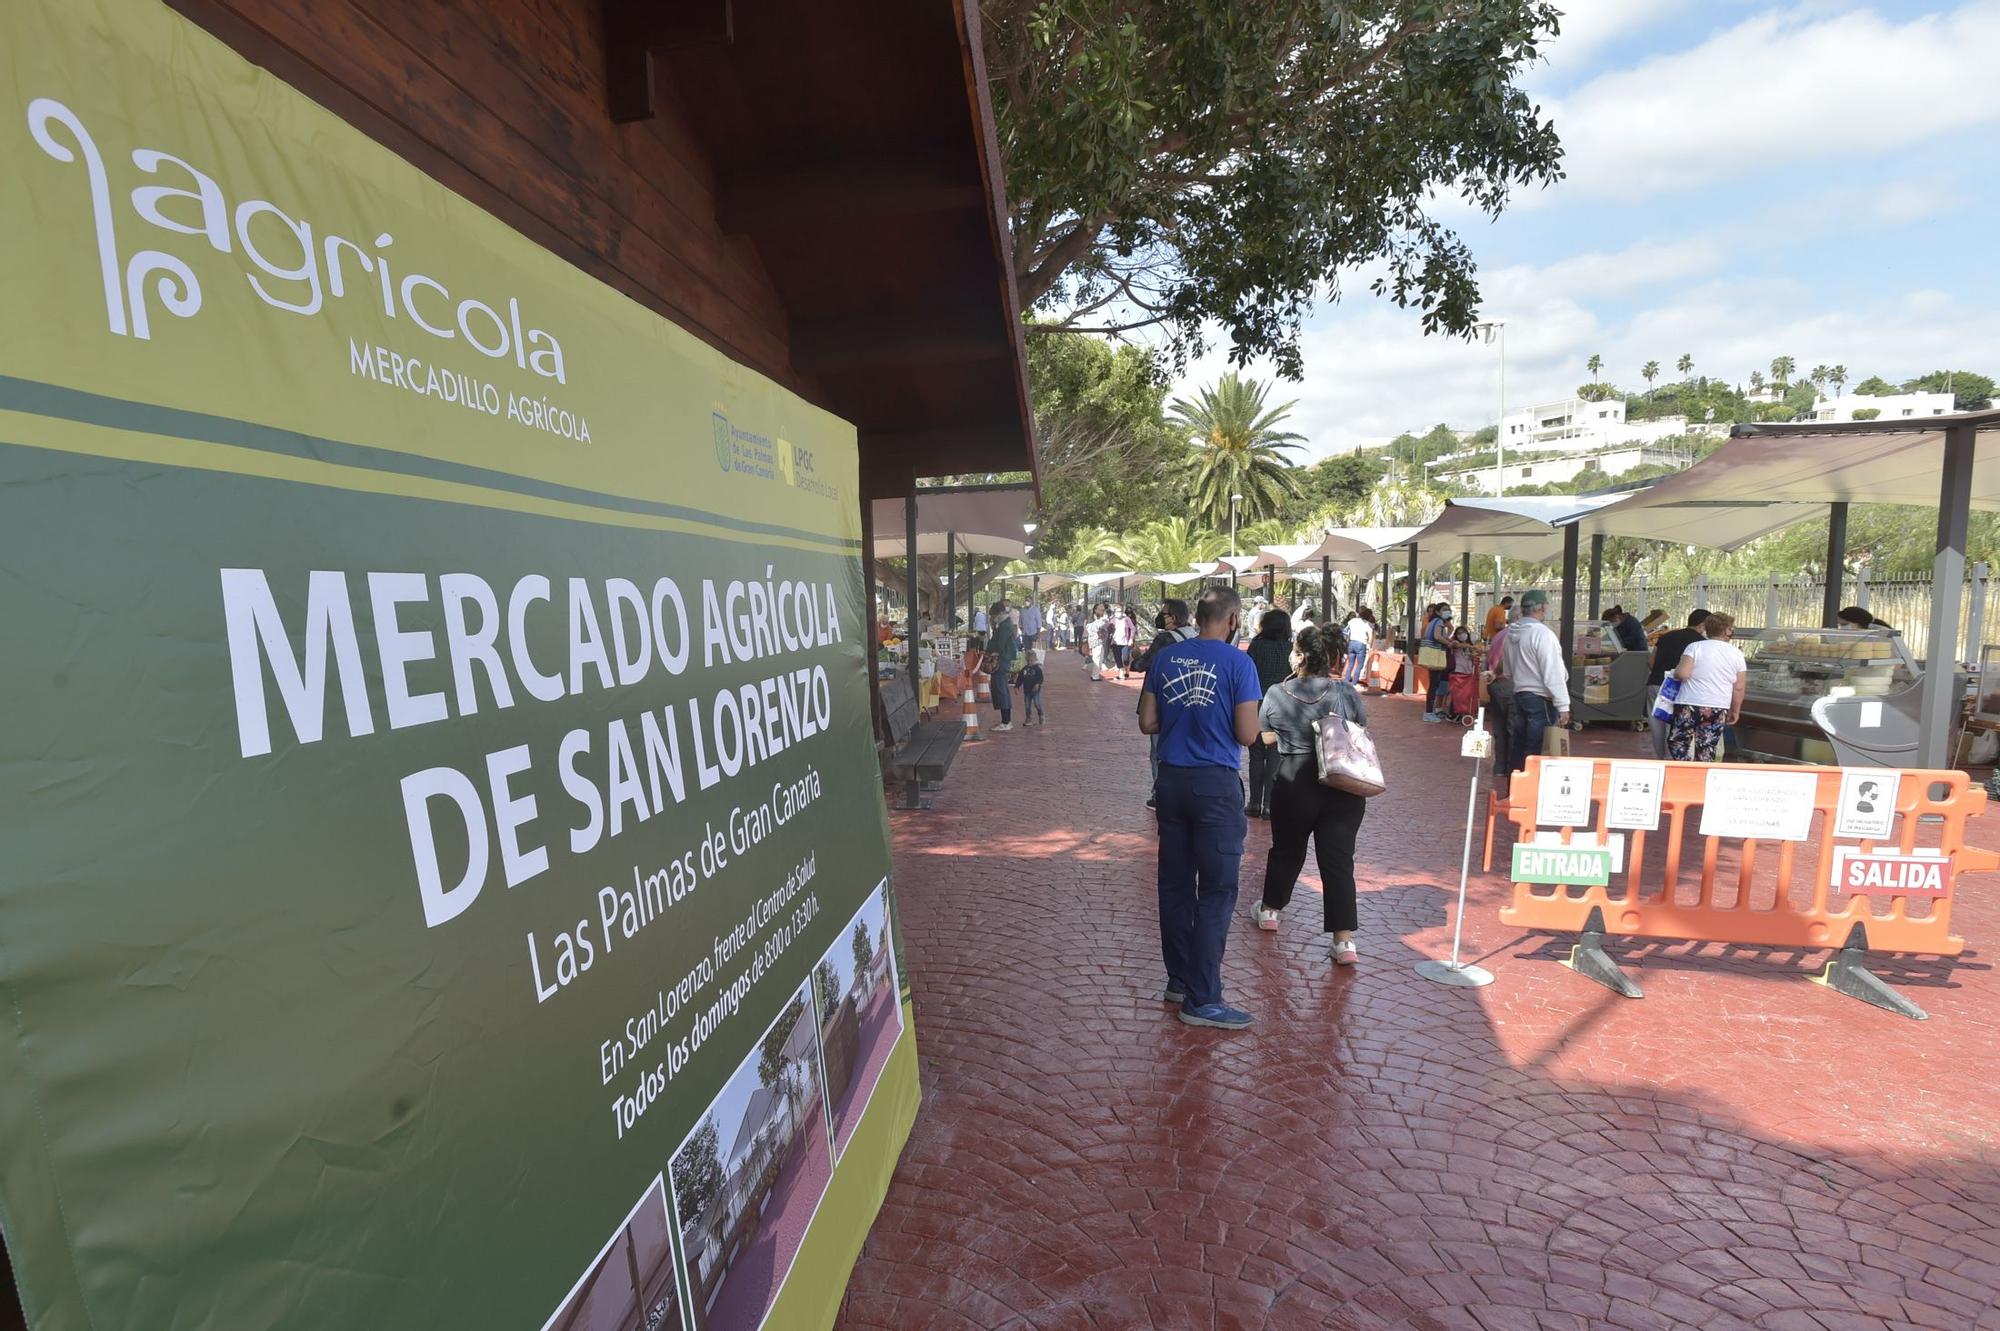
top-left (1475, 319), bottom-right (1507, 595)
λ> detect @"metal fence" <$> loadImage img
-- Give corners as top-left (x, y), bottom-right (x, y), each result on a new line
top-left (1576, 567), bottom-right (2000, 663)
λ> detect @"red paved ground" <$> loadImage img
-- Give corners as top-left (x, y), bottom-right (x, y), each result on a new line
top-left (830, 978), bottom-right (904, 1160)
top-left (838, 654), bottom-right (2000, 1331)
top-left (702, 1089), bottom-right (832, 1331)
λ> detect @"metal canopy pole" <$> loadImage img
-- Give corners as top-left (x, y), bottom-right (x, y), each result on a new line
top-left (1823, 501), bottom-right (1849, 626)
top-left (903, 494), bottom-right (919, 656)
top-left (1405, 543), bottom-right (1420, 697)
top-left (1918, 424), bottom-right (1974, 770)
top-left (946, 530), bottom-right (956, 634)
top-left (1460, 552), bottom-right (1471, 623)
top-left (1321, 555), bottom-right (1332, 622)
top-left (1559, 523), bottom-right (1581, 658)
top-left (965, 550), bottom-right (974, 633)
top-left (1588, 533), bottom-right (1605, 618)
top-left (1379, 562), bottom-right (1389, 614)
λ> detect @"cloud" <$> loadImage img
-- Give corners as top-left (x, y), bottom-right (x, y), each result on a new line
top-left (1545, 2), bottom-right (2000, 201)
top-left (1530, 0), bottom-right (1682, 86)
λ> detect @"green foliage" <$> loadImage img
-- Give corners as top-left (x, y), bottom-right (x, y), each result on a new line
top-left (671, 1118), bottom-right (724, 1222)
top-left (1576, 382), bottom-right (1620, 403)
top-left (1025, 328), bottom-right (1184, 563)
top-left (757, 992), bottom-right (805, 1092)
top-left (1900, 370), bottom-right (1994, 411)
top-left (1770, 355), bottom-right (1795, 388)
top-left (850, 920), bottom-right (874, 983)
top-left (1851, 407), bottom-right (1881, 421)
top-left (1586, 353), bottom-right (1603, 382)
top-left (1852, 375), bottom-right (1896, 396)
top-left (1099, 516), bottom-right (1228, 572)
top-left (814, 959), bottom-right (840, 1017)
top-left (1168, 372), bottom-right (1305, 523)
top-left (1277, 452), bottom-right (1385, 524)
top-left (1676, 354), bottom-right (1693, 377)
top-left (1641, 361), bottom-right (1661, 395)
top-left (985, 1), bottom-right (1566, 375)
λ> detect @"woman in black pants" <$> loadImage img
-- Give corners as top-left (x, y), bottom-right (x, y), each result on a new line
top-left (1244, 607), bottom-right (1294, 817)
top-left (1252, 625), bottom-right (1366, 964)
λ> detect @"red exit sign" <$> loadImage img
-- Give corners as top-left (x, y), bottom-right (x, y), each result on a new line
top-left (1831, 848), bottom-right (1954, 898)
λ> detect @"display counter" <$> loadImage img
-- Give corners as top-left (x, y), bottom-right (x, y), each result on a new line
top-left (1568, 622), bottom-right (1650, 727)
top-left (1736, 627), bottom-right (1962, 767)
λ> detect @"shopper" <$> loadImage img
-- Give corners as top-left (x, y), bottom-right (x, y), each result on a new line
top-left (1343, 607), bottom-right (1373, 683)
top-left (1018, 650), bottom-right (1046, 727)
top-left (987, 603), bottom-right (1020, 731)
top-left (1138, 586), bottom-right (1264, 1030)
top-left (1139, 600), bottom-right (1198, 809)
top-left (1647, 609), bottom-right (1709, 760)
top-left (1245, 608), bottom-right (1294, 817)
top-left (1421, 605), bottom-right (1456, 723)
top-left (1087, 605), bottom-right (1111, 680)
top-left (1484, 615), bottom-right (1515, 784)
top-left (1112, 604), bottom-right (1137, 679)
top-left (1253, 626), bottom-right (1366, 963)
top-left (1020, 597), bottom-right (1043, 649)
top-left (1669, 612), bottom-right (1747, 762)
top-left (1484, 595), bottom-right (1513, 641)
top-left (1501, 589), bottom-right (1570, 774)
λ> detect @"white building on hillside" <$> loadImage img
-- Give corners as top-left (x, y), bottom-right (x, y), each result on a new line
top-left (1499, 396), bottom-right (1696, 454)
top-left (1431, 440), bottom-right (1694, 496)
top-left (1807, 390), bottom-right (1954, 423)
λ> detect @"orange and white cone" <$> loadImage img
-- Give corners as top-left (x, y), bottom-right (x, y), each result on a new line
top-left (962, 689), bottom-right (983, 741)
top-left (976, 673), bottom-right (991, 704)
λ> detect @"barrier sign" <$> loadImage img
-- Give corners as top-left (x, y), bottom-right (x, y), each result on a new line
top-left (1831, 848), bottom-right (1953, 898)
top-left (0, 3), bottom-right (916, 1328)
top-left (1512, 844), bottom-right (1613, 886)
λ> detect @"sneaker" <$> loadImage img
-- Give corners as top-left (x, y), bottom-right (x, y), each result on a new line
top-left (1331, 940), bottom-right (1358, 966)
top-left (1179, 1002), bottom-right (1254, 1030)
top-left (991, 722), bottom-right (1012, 732)
top-left (1421, 713), bottom-right (1442, 724)
top-left (1255, 906), bottom-right (1281, 932)
top-left (1160, 984), bottom-right (1187, 1004)
top-left (1145, 796), bottom-right (1158, 810)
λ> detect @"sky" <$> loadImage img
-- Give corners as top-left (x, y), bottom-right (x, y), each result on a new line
top-left (1166, 0), bottom-right (2000, 459)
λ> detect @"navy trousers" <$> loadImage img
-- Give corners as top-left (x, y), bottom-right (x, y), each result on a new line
top-left (1154, 764), bottom-right (1248, 1009)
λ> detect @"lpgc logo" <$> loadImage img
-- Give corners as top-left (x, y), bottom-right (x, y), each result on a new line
top-left (711, 408), bottom-right (733, 472)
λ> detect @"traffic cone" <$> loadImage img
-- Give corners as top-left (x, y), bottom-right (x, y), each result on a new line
top-left (962, 689), bottom-right (983, 742)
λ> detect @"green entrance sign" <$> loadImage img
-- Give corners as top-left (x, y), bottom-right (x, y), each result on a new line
top-left (0, 2), bottom-right (917, 1328)
top-left (1512, 844), bottom-right (1614, 887)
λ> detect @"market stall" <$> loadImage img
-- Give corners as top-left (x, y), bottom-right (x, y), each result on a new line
top-left (1568, 620), bottom-right (1652, 728)
top-left (1735, 627), bottom-right (1965, 767)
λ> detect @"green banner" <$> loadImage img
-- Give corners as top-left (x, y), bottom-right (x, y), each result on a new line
top-left (0, 3), bottom-right (917, 1329)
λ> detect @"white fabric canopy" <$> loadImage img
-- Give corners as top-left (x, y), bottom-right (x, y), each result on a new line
top-left (1246, 530), bottom-right (1386, 572)
top-left (1407, 496), bottom-right (1622, 564)
top-left (869, 486), bottom-right (1034, 545)
top-left (873, 531), bottom-right (1028, 558)
top-left (1004, 571), bottom-right (1078, 586)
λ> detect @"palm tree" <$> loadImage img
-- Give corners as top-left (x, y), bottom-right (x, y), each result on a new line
top-left (1167, 373), bottom-right (1306, 525)
top-left (1641, 360), bottom-right (1660, 398)
top-left (1586, 353), bottom-right (1603, 384)
top-left (1771, 355), bottom-right (1795, 390)
top-left (1676, 353), bottom-right (1693, 379)
top-left (1749, 369), bottom-right (1765, 394)
top-left (1830, 364), bottom-right (1848, 396)
top-left (1100, 516), bottom-right (1228, 575)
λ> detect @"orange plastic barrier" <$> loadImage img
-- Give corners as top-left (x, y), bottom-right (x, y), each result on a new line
top-left (1500, 756), bottom-right (1991, 956)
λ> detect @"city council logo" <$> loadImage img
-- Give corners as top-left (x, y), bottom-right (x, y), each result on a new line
top-left (711, 408), bottom-right (733, 473)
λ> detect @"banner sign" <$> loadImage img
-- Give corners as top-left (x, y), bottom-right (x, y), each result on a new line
top-left (0, 2), bottom-right (917, 1328)
top-left (1830, 848), bottom-right (1953, 898)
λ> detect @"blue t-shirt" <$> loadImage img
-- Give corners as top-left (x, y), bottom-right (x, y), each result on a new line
top-left (1144, 637), bottom-right (1263, 768)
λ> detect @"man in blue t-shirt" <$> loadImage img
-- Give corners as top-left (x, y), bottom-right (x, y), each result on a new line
top-left (1138, 586), bottom-right (1264, 1030)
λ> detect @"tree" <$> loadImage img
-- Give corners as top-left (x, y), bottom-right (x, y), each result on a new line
top-left (1279, 452), bottom-right (1384, 524)
top-left (1830, 364), bottom-right (1848, 396)
top-left (1641, 360), bottom-right (1660, 398)
top-left (1100, 516), bottom-right (1228, 572)
top-left (814, 959), bottom-right (840, 1017)
top-left (1167, 373), bottom-right (1306, 523)
top-left (851, 920), bottom-right (874, 985)
top-left (1770, 355), bottom-right (1795, 389)
top-left (1809, 364), bottom-right (1830, 398)
top-left (758, 992), bottom-right (806, 1099)
top-left (1749, 369), bottom-right (1765, 394)
top-left (1852, 407), bottom-right (1881, 421)
top-left (1587, 353), bottom-right (1603, 384)
top-left (671, 1118), bottom-right (725, 1224)
top-left (1900, 370), bottom-right (1995, 411)
top-left (1024, 328), bottom-right (1184, 564)
top-left (1853, 374), bottom-right (1896, 396)
top-left (1676, 353), bottom-right (1692, 379)
top-left (984, 2), bottom-right (1566, 376)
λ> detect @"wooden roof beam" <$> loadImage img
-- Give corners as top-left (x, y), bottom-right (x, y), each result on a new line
top-left (605, 0), bottom-right (733, 124)
top-left (717, 156), bottom-right (982, 233)
top-left (791, 312), bottom-right (1008, 374)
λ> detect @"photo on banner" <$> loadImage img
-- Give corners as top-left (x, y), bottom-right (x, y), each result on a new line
top-left (539, 1178), bottom-right (681, 1331)
top-left (811, 882), bottom-right (906, 1163)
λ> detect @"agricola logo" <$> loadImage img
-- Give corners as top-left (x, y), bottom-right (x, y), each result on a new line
top-left (26, 96), bottom-right (569, 383)
top-left (712, 409), bottom-right (734, 472)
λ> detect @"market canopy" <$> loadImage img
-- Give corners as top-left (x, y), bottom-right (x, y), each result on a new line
top-left (1408, 496), bottom-right (1625, 564)
top-left (872, 530), bottom-right (1027, 559)
top-left (871, 483), bottom-right (1034, 546)
top-left (1245, 530), bottom-right (1386, 572)
top-left (1004, 571), bottom-right (1077, 587)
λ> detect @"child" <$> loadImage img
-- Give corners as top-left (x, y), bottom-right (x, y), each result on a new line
top-left (1017, 650), bottom-right (1046, 726)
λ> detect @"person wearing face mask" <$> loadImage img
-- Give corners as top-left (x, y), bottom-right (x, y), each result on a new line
top-left (1138, 586), bottom-right (1264, 1030)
